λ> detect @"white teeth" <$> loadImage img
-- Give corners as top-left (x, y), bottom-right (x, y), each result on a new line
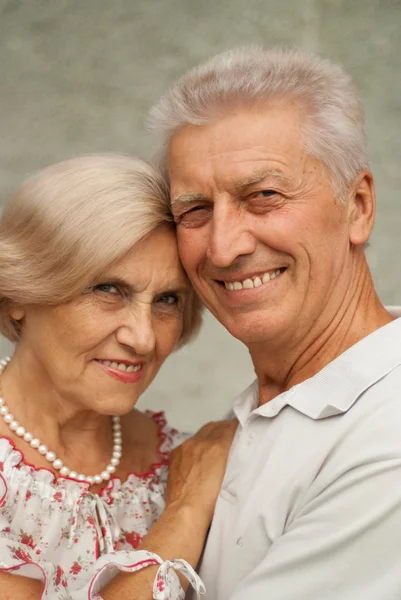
top-left (224, 269), bottom-right (283, 291)
top-left (99, 360), bottom-right (141, 373)
top-left (242, 279), bottom-right (254, 289)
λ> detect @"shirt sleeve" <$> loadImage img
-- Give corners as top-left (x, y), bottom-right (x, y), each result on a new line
top-left (230, 433), bottom-right (401, 599)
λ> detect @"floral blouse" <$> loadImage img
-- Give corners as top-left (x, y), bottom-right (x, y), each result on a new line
top-left (0, 411), bottom-right (204, 599)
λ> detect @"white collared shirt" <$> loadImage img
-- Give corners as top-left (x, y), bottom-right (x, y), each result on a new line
top-left (194, 310), bottom-right (401, 599)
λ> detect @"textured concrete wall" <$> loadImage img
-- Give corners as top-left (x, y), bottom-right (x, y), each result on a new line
top-left (1, 0), bottom-right (400, 431)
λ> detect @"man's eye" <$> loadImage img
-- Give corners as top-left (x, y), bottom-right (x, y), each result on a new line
top-left (247, 189), bottom-right (284, 214)
top-left (176, 205), bottom-right (205, 219)
top-left (187, 205), bottom-right (205, 213)
top-left (175, 205), bottom-right (212, 228)
top-left (256, 189), bottom-right (276, 198)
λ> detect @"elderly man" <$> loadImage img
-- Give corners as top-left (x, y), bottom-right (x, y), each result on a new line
top-left (149, 47), bottom-right (401, 599)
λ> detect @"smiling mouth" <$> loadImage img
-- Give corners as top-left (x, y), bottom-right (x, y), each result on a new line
top-left (218, 267), bottom-right (287, 291)
top-left (96, 359), bottom-right (142, 373)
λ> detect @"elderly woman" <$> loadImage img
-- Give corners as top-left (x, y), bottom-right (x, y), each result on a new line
top-left (0, 155), bottom-right (236, 600)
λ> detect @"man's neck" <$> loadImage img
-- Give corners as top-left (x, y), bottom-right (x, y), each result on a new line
top-left (249, 259), bottom-right (393, 406)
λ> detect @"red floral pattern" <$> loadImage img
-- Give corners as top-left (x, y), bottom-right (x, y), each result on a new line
top-left (124, 530), bottom-right (143, 549)
top-left (0, 411), bottom-right (188, 599)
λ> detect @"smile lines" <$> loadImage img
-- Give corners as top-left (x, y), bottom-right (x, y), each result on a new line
top-left (222, 268), bottom-right (284, 291)
top-left (98, 360), bottom-right (141, 373)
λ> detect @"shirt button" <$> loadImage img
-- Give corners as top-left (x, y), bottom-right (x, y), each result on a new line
top-left (236, 537), bottom-right (243, 547)
top-left (247, 432), bottom-right (256, 445)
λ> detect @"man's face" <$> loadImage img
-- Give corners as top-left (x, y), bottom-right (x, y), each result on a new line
top-left (168, 103), bottom-right (355, 347)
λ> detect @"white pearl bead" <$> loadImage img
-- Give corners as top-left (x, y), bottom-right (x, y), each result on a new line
top-left (0, 365), bottom-right (123, 482)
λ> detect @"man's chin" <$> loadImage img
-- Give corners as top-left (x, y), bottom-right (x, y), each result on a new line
top-left (219, 317), bottom-right (284, 346)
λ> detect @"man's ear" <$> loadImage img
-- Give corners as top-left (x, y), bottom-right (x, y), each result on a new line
top-left (348, 170), bottom-right (376, 246)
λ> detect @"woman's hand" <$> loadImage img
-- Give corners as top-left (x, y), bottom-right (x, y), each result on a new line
top-left (166, 419), bottom-right (238, 525)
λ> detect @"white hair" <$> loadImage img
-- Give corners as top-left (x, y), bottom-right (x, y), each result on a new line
top-left (148, 46), bottom-right (369, 200)
top-left (0, 154), bottom-right (202, 344)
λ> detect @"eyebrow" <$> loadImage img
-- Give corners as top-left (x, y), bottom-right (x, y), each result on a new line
top-left (171, 192), bottom-right (207, 208)
top-left (93, 276), bottom-right (189, 295)
top-left (171, 169), bottom-right (291, 208)
top-left (234, 169), bottom-right (291, 192)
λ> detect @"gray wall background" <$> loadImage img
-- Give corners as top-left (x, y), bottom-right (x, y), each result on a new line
top-left (1, 0), bottom-right (400, 431)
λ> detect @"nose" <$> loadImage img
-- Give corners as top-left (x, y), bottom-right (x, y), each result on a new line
top-left (115, 305), bottom-right (156, 356)
top-left (206, 200), bottom-right (256, 267)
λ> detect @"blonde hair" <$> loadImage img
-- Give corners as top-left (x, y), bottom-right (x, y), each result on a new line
top-left (148, 46), bottom-right (369, 200)
top-left (0, 154), bottom-right (202, 344)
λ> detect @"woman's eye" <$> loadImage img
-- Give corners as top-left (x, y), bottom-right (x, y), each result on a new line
top-left (94, 283), bottom-right (119, 295)
top-left (156, 293), bottom-right (179, 306)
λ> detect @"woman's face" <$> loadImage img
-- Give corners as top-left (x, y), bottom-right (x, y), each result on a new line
top-left (11, 226), bottom-right (189, 415)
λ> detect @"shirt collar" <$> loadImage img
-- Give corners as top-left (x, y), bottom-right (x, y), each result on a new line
top-left (233, 309), bottom-right (401, 425)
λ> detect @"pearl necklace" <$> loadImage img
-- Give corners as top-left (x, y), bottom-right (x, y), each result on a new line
top-left (0, 356), bottom-right (122, 485)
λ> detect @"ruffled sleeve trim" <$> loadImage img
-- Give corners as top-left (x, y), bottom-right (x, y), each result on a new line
top-left (78, 550), bottom-right (205, 600)
top-left (0, 551), bottom-right (70, 599)
top-left (0, 546), bottom-right (205, 600)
